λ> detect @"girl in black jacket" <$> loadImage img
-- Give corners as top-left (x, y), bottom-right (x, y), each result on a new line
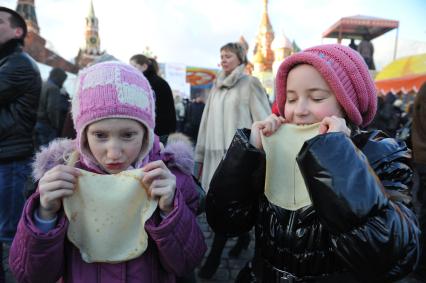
top-left (205, 44), bottom-right (420, 282)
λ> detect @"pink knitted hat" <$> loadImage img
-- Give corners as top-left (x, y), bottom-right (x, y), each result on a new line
top-left (72, 61), bottom-right (156, 165)
top-left (275, 44), bottom-right (377, 127)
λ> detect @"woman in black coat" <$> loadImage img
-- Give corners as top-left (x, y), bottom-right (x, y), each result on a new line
top-left (130, 54), bottom-right (176, 141)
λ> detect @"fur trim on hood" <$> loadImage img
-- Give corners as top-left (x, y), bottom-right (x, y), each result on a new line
top-left (32, 138), bottom-right (75, 181)
top-left (163, 133), bottom-right (194, 175)
top-left (32, 134), bottom-right (194, 181)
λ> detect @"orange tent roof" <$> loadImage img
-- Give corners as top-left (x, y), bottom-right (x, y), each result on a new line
top-left (322, 15), bottom-right (399, 41)
top-left (375, 53), bottom-right (426, 94)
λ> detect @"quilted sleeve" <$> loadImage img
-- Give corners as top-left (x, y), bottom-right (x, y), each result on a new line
top-left (297, 132), bottom-right (420, 282)
top-left (9, 193), bottom-right (68, 283)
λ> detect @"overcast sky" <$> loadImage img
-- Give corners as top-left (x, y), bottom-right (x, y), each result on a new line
top-left (1, 0), bottom-right (425, 70)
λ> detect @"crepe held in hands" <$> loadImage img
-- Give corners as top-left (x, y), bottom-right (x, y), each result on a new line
top-left (261, 123), bottom-right (320, 211)
top-left (63, 169), bottom-right (158, 263)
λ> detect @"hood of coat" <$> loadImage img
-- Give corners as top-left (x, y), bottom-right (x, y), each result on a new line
top-left (32, 133), bottom-right (194, 181)
top-left (215, 64), bottom-right (246, 89)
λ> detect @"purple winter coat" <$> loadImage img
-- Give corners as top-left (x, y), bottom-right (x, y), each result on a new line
top-left (9, 136), bottom-right (207, 283)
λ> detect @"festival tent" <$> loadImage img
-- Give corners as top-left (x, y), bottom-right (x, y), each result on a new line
top-left (375, 53), bottom-right (426, 94)
top-left (322, 15), bottom-right (399, 59)
top-left (323, 15), bottom-right (399, 41)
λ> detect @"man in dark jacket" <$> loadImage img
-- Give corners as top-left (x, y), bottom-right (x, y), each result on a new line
top-left (0, 7), bottom-right (41, 282)
top-left (35, 67), bottom-right (68, 148)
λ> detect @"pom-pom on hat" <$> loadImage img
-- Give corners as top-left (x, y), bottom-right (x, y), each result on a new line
top-left (72, 61), bottom-right (156, 165)
top-left (275, 44), bottom-right (377, 127)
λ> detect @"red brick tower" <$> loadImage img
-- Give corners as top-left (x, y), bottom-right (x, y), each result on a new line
top-left (75, 0), bottom-right (104, 68)
top-left (15, 0), bottom-right (78, 73)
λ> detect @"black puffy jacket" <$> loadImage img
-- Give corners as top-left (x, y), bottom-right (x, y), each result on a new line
top-left (0, 39), bottom-right (41, 160)
top-left (206, 129), bottom-right (420, 283)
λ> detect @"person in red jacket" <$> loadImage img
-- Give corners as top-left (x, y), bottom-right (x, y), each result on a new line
top-left (9, 61), bottom-right (206, 283)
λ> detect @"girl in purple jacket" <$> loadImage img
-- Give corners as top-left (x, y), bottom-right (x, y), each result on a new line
top-left (9, 61), bottom-right (206, 283)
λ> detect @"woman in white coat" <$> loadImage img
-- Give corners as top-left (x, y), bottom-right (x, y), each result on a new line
top-left (195, 42), bottom-right (271, 279)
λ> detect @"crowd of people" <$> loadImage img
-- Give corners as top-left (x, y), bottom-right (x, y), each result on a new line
top-left (1, 5), bottom-right (425, 283)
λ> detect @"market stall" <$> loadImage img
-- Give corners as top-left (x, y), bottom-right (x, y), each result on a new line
top-left (322, 15), bottom-right (399, 59)
top-left (375, 53), bottom-right (426, 94)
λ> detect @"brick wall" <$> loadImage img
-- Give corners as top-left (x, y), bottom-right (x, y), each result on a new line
top-left (23, 31), bottom-right (79, 74)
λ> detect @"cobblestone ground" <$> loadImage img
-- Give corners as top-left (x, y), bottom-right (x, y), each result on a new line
top-left (195, 214), bottom-right (254, 283)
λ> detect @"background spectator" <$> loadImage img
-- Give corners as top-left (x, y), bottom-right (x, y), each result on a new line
top-left (0, 7), bottom-right (41, 282)
top-left (183, 95), bottom-right (206, 144)
top-left (174, 95), bottom-right (186, 132)
top-left (358, 37), bottom-right (375, 70)
top-left (349, 38), bottom-right (358, 50)
top-left (130, 54), bottom-right (176, 143)
top-left (35, 67), bottom-right (68, 149)
top-left (195, 42), bottom-right (271, 279)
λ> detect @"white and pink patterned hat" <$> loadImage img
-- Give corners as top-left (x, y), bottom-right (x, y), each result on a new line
top-left (72, 61), bottom-right (156, 164)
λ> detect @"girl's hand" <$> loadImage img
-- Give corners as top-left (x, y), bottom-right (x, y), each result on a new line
top-left (250, 114), bottom-right (286, 149)
top-left (319, 116), bottom-right (351, 136)
top-left (142, 160), bottom-right (176, 214)
top-left (38, 165), bottom-right (81, 220)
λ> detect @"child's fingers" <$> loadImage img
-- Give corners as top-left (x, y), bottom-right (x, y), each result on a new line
top-left (41, 171), bottom-right (79, 185)
top-left (44, 188), bottom-right (75, 201)
top-left (150, 186), bottom-right (175, 212)
top-left (39, 188), bottom-right (74, 212)
top-left (142, 160), bottom-right (167, 172)
top-left (319, 117), bottom-right (334, 133)
top-left (319, 123), bottom-right (328, 134)
top-left (142, 168), bottom-right (167, 186)
top-left (262, 115), bottom-right (283, 136)
top-left (150, 179), bottom-right (172, 188)
top-left (320, 116), bottom-right (350, 136)
top-left (42, 165), bottom-right (80, 183)
top-left (41, 180), bottom-right (76, 192)
top-left (151, 188), bottom-right (174, 202)
top-left (142, 163), bottom-right (175, 189)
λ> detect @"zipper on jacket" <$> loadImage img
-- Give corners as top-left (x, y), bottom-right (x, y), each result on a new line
top-left (293, 161), bottom-right (297, 206)
top-left (286, 211), bottom-right (295, 241)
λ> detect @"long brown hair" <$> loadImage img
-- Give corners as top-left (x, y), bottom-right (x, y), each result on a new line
top-left (130, 54), bottom-right (158, 76)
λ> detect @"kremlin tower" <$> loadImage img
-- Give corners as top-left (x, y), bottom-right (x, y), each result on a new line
top-left (250, 0), bottom-right (275, 96)
top-left (253, 0), bottom-right (275, 72)
top-left (16, 0), bottom-right (39, 34)
top-left (248, 0), bottom-right (299, 98)
top-left (75, 0), bottom-right (104, 68)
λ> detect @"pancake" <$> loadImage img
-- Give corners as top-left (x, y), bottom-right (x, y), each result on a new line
top-left (261, 123), bottom-right (320, 210)
top-left (63, 168), bottom-right (158, 263)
